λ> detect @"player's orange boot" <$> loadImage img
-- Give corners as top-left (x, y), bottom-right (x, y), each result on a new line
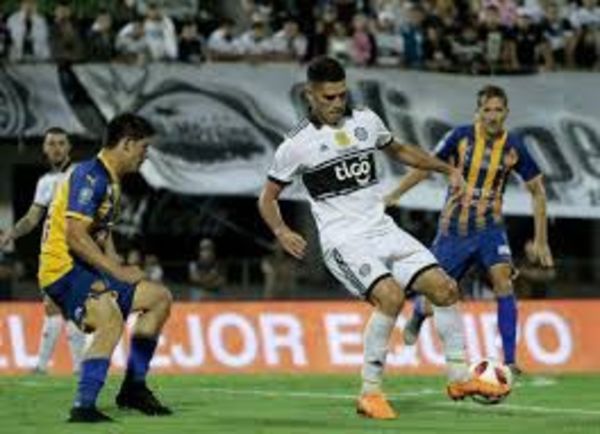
top-left (356, 392), bottom-right (398, 420)
top-left (447, 378), bottom-right (510, 401)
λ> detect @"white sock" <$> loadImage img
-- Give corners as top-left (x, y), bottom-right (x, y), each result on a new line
top-left (361, 310), bottom-right (396, 395)
top-left (432, 304), bottom-right (470, 382)
top-left (36, 315), bottom-right (63, 371)
top-left (66, 321), bottom-right (86, 373)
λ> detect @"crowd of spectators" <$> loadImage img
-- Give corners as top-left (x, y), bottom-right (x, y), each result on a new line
top-left (0, 0), bottom-right (598, 72)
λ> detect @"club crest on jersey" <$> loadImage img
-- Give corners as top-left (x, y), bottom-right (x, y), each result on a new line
top-left (334, 131), bottom-right (351, 147)
top-left (354, 127), bottom-right (368, 141)
top-left (319, 143), bottom-right (329, 152)
top-left (78, 187), bottom-right (94, 206)
top-left (359, 263), bottom-right (371, 277)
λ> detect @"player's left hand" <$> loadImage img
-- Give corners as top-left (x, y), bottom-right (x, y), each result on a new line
top-left (531, 240), bottom-right (554, 268)
top-left (448, 167), bottom-right (466, 196)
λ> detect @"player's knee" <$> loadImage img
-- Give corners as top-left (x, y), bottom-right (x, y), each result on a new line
top-left (430, 276), bottom-right (459, 307)
top-left (371, 280), bottom-right (405, 316)
top-left (494, 281), bottom-right (513, 297)
top-left (83, 294), bottom-right (124, 340)
top-left (158, 284), bottom-right (173, 315)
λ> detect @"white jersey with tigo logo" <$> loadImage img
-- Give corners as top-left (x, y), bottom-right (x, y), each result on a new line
top-left (268, 108), bottom-right (394, 249)
top-left (33, 164), bottom-right (73, 208)
top-left (268, 107), bottom-right (438, 297)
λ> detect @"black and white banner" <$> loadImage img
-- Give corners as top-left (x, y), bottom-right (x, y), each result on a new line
top-left (0, 64), bottom-right (87, 138)
top-left (4, 63), bottom-right (600, 218)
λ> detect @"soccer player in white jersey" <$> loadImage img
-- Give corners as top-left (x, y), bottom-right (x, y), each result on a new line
top-left (258, 56), bottom-right (510, 420)
top-left (0, 127), bottom-right (85, 374)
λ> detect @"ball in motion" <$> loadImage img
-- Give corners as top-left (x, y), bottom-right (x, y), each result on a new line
top-left (469, 359), bottom-right (513, 405)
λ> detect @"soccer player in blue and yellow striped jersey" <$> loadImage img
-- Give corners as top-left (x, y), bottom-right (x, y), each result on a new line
top-left (386, 85), bottom-right (554, 375)
top-left (40, 113), bottom-right (173, 423)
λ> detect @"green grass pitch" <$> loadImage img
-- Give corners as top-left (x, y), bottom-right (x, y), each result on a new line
top-left (1, 374), bottom-right (600, 434)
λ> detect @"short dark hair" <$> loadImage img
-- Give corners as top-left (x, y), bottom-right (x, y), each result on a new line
top-left (477, 85), bottom-right (508, 107)
top-left (44, 126), bottom-right (68, 137)
top-left (307, 56), bottom-right (346, 83)
top-left (103, 113), bottom-right (155, 149)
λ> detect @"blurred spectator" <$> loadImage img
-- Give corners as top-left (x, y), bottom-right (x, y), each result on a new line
top-left (350, 13), bottom-right (377, 66)
top-left (6, 0), bottom-right (50, 62)
top-left (87, 9), bottom-right (115, 61)
top-left (178, 19), bottom-right (206, 63)
top-left (261, 243), bottom-right (297, 299)
top-left (270, 17), bottom-right (307, 61)
top-left (423, 23), bottom-right (453, 71)
top-left (143, 2), bottom-right (178, 61)
top-left (401, 3), bottom-right (427, 68)
top-left (540, 1), bottom-right (576, 69)
top-left (451, 20), bottom-right (485, 73)
top-left (478, 4), bottom-right (513, 72)
top-left (510, 8), bottom-right (544, 72)
top-left (188, 238), bottom-right (225, 300)
top-left (479, 0), bottom-right (518, 27)
top-left (305, 10), bottom-right (336, 60)
top-left (236, 14), bottom-right (273, 59)
top-left (144, 253), bottom-right (164, 282)
top-left (49, 1), bottom-right (84, 64)
top-left (0, 15), bottom-right (10, 59)
top-left (515, 239), bottom-right (556, 299)
top-left (110, 0), bottom-right (138, 28)
top-left (569, 0), bottom-right (600, 69)
top-left (207, 18), bottom-right (240, 60)
top-left (116, 15), bottom-right (151, 64)
top-left (372, 0), bottom-right (408, 30)
top-left (374, 11), bottom-right (404, 66)
top-left (328, 21), bottom-right (352, 63)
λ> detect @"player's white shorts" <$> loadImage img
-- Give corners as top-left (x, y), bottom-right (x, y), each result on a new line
top-left (322, 226), bottom-right (438, 299)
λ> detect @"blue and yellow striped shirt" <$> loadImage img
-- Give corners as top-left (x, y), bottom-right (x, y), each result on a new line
top-left (435, 123), bottom-right (540, 236)
top-left (38, 153), bottom-right (121, 288)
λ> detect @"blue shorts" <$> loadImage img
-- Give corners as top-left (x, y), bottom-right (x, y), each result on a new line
top-left (431, 226), bottom-right (512, 281)
top-left (42, 262), bottom-right (136, 327)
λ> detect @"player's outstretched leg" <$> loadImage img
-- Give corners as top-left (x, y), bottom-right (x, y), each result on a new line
top-left (403, 295), bottom-right (432, 345)
top-left (356, 277), bottom-right (404, 420)
top-left (116, 281), bottom-right (173, 416)
top-left (413, 268), bottom-right (510, 401)
top-left (69, 291), bottom-right (124, 423)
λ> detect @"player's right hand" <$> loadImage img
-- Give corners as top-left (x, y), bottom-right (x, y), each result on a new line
top-left (115, 265), bottom-right (146, 285)
top-left (384, 192), bottom-right (400, 208)
top-left (275, 227), bottom-right (307, 260)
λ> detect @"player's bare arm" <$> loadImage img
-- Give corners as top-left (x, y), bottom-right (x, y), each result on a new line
top-left (258, 180), bottom-right (307, 260)
top-left (525, 175), bottom-right (554, 267)
top-left (66, 218), bottom-right (144, 284)
top-left (0, 203), bottom-right (46, 247)
top-left (384, 169), bottom-right (430, 207)
top-left (383, 141), bottom-right (465, 193)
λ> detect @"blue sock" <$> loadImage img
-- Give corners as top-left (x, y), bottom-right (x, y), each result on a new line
top-left (413, 295), bottom-right (427, 320)
top-left (125, 336), bottom-right (158, 383)
top-left (497, 294), bottom-right (518, 365)
top-left (74, 358), bottom-right (110, 408)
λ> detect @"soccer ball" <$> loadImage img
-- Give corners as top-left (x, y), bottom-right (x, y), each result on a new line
top-left (469, 359), bottom-right (513, 405)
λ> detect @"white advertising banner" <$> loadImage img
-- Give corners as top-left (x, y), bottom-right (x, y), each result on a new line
top-left (70, 64), bottom-right (600, 219)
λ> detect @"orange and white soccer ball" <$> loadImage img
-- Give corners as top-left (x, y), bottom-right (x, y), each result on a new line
top-left (469, 359), bottom-right (513, 405)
